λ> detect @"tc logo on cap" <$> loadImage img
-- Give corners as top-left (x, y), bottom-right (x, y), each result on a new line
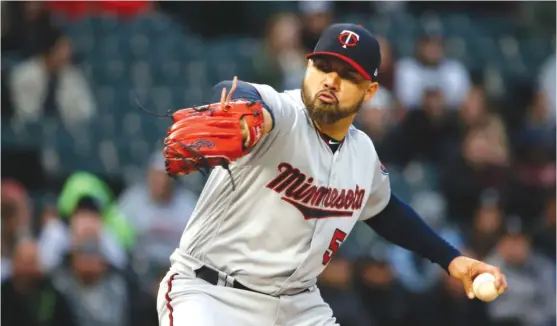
top-left (338, 30), bottom-right (359, 49)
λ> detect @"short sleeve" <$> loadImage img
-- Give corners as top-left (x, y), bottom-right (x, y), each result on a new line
top-left (359, 159), bottom-right (391, 221)
top-left (249, 83), bottom-right (298, 135)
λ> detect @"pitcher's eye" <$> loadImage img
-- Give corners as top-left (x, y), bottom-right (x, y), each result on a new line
top-left (342, 72), bottom-right (361, 82)
top-left (315, 61), bottom-right (331, 73)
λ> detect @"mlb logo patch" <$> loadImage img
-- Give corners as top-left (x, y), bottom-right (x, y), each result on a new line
top-left (380, 163), bottom-right (389, 175)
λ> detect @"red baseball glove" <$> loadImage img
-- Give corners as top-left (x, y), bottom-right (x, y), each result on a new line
top-left (163, 77), bottom-right (265, 182)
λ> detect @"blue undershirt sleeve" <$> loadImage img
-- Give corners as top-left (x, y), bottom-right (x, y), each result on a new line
top-left (211, 80), bottom-right (275, 131)
top-left (364, 192), bottom-right (461, 272)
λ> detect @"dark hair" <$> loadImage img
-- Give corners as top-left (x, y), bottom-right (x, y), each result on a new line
top-left (73, 196), bottom-right (102, 215)
top-left (1, 201), bottom-right (18, 220)
top-left (38, 29), bottom-right (63, 57)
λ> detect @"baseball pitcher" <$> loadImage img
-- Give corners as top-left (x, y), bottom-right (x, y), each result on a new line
top-left (156, 23), bottom-right (508, 326)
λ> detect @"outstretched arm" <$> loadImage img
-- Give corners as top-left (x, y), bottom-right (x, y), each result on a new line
top-left (364, 192), bottom-right (460, 271)
top-left (365, 193), bottom-right (508, 299)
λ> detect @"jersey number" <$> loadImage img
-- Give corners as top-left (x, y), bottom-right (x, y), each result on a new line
top-left (322, 229), bottom-right (347, 265)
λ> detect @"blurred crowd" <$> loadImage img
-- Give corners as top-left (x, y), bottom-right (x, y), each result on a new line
top-left (1, 2), bottom-right (555, 326)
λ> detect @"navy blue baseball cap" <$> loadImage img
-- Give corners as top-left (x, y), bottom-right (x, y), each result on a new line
top-left (306, 23), bottom-right (381, 81)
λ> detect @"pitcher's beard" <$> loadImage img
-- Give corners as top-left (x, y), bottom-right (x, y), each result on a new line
top-left (301, 85), bottom-right (364, 125)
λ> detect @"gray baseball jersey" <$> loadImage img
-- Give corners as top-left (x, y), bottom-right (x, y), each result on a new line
top-left (168, 83), bottom-right (391, 296)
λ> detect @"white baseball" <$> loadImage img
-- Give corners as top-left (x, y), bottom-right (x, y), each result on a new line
top-left (472, 272), bottom-right (499, 302)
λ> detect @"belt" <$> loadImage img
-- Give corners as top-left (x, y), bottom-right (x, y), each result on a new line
top-left (194, 266), bottom-right (310, 296)
top-left (195, 266), bottom-right (265, 295)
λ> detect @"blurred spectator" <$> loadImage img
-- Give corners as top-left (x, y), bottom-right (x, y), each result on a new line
top-left (509, 157), bottom-right (555, 229)
top-left (117, 152), bottom-right (198, 288)
top-left (519, 2), bottom-right (556, 36)
top-left (51, 237), bottom-right (157, 326)
top-left (485, 229), bottom-right (556, 326)
top-left (388, 87), bottom-right (460, 166)
top-left (440, 116), bottom-right (511, 222)
top-left (38, 172), bottom-right (132, 273)
top-left (57, 172), bottom-right (135, 249)
top-left (1, 202), bottom-right (22, 282)
top-left (355, 36), bottom-right (399, 150)
top-left (354, 247), bottom-right (411, 326)
top-left (376, 35), bottom-right (396, 92)
top-left (1, 179), bottom-right (33, 281)
top-left (534, 54), bottom-right (556, 126)
top-left (8, 34), bottom-right (96, 126)
top-left (429, 269), bottom-right (490, 326)
top-left (507, 72), bottom-right (556, 220)
top-left (394, 30), bottom-right (471, 110)
top-left (318, 258), bottom-right (375, 326)
top-left (2, 238), bottom-right (78, 326)
top-left (38, 196), bottom-right (128, 274)
top-left (1, 2), bottom-right (62, 59)
top-left (513, 60), bottom-right (556, 150)
top-left (355, 86), bottom-right (396, 149)
top-left (1, 179), bottom-right (32, 232)
top-left (463, 192), bottom-right (507, 260)
top-left (459, 86), bottom-right (493, 130)
top-left (1, 70), bottom-right (15, 119)
top-left (532, 191), bottom-right (556, 260)
top-left (537, 54), bottom-right (556, 123)
top-left (299, 1), bottom-right (333, 52)
top-left (253, 13), bottom-right (306, 91)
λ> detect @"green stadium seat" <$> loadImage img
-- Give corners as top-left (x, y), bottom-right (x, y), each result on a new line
top-left (97, 139), bottom-right (121, 174)
top-left (480, 17), bottom-right (518, 38)
top-left (93, 16), bottom-right (122, 35)
top-left (182, 85), bottom-right (207, 107)
top-left (180, 36), bottom-right (207, 60)
top-left (127, 139), bottom-right (151, 163)
top-left (97, 114), bottom-right (117, 139)
top-left (520, 37), bottom-right (554, 71)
